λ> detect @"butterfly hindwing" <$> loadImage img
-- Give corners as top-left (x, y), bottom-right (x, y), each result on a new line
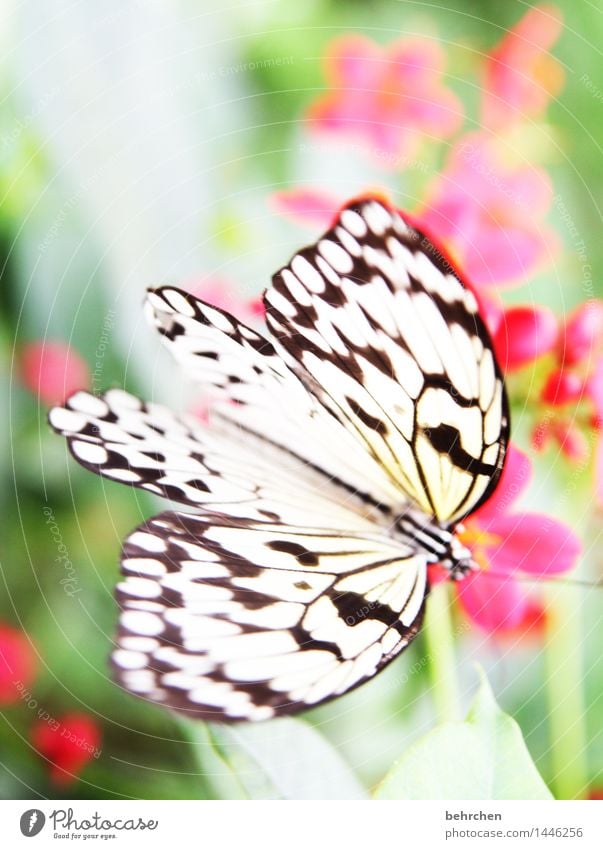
top-left (113, 511), bottom-right (427, 720)
top-left (265, 198), bottom-right (509, 523)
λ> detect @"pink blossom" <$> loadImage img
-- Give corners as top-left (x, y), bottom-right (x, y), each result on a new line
top-left (493, 305), bottom-right (558, 371)
top-left (419, 134), bottom-right (558, 286)
top-left (184, 276), bottom-right (264, 323)
top-left (270, 189), bottom-right (342, 229)
top-left (20, 341), bottom-right (90, 406)
top-left (558, 301), bottom-right (603, 366)
top-left (307, 35), bottom-right (462, 162)
top-left (482, 5), bottom-right (565, 129)
top-left (454, 445), bottom-right (580, 632)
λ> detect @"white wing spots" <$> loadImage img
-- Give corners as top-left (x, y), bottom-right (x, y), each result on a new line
top-left (281, 268), bottom-right (313, 306)
top-left (464, 290), bottom-right (479, 313)
top-left (291, 255), bottom-right (325, 293)
top-left (129, 532), bottom-right (167, 553)
top-left (71, 441), bottom-right (109, 464)
top-left (334, 226), bottom-right (362, 257)
top-left (121, 610), bottom-right (164, 637)
top-left (319, 238), bottom-right (355, 273)
top-left (341, 207), bottom-right (368, 237)
top-left (123, 557), bottom-right (167, 577)
top-left (66, 391), bottom-right (109, 417)
top-left (159, 287), bottom-right (197, 317)
top-left (364, 200), bottom-right (392, 235)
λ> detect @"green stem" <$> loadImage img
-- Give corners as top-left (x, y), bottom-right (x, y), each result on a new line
top-left (544, 584), bottom-right (589, 799)
top-left (425, 582), bottom-right (461, 723)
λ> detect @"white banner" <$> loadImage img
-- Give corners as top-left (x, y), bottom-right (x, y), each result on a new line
top-left (1, 799), bottom-right (601, 848)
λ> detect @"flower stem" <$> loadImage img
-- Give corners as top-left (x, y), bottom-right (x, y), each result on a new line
top-left (425, 582), bottom-right (461, 723)
top-left (544, 584), bottom-right (589, 799)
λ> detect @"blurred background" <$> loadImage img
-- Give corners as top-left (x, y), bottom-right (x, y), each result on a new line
top-left (1, 0), bottom-right (602, 800)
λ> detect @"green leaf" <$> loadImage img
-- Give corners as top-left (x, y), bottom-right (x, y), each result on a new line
top-left (374, 669), bottom-right (553, 800)
top-left (213, 718), bottom-right (368, 800)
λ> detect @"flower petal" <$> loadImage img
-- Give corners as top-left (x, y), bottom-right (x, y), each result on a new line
top-left (457, 570), bottom-right (528, 631)
top-left (19, 341), bottom-right (90, 406)
top-left (485, 512), bottom-right (581, 577)
top-left (493, 305), bottom-right (559, 371)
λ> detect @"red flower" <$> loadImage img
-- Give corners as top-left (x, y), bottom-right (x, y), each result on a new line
top-left (308, 35), bottom-right (462, 162)
top-left (453, 445), bottom-right (580, 632)
top-left (32, 713), bottom-right (101, 786)
top-left (419, 134), bottom-right (558, 286)
top-left (482, 5), bottom-right (565, 129)
top-left (20, 341), bottom-right (89, 405)
top-left (493, 305), bottom-right (558, 372)
top-left (0, 625), bottom-right (37, 704)
top-left (558, 301), bottom-right (603, 367)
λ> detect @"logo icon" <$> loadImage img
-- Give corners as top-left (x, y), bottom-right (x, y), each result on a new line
top-left (19, 810), bottom-right (46, 837)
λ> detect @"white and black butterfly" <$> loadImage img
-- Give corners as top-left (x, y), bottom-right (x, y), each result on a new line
top-left (49, 198), bottom-right (509, 722)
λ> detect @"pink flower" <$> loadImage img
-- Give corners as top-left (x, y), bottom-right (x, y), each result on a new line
top-left (482, 5), bottom-right (565, 129)
top-left (419, 134), bottom-right (558, 286)
top-left (32, 712), bottom-right (101, 786)
top-left (454, 445), bottom-right (580, 632)
top-left (184, 276), bottom-right (264, 323)
top-left (20, 341), bottom-right (89, 406)
top-left (558, 301), bottom-right (603, 367)
top-left (493, 305), bottom-right (558, 371)
top-left (0, 625), bottom-right (37, 704)
top-left (270, 189), bottom-right (342, 229)
top-left (307, 35), bottom-right (462, 162)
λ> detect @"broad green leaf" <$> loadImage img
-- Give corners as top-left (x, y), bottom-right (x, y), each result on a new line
top-left (213, 718), bottom-right (368, 800)
top-left (374, 670), bottom-right (553, 800)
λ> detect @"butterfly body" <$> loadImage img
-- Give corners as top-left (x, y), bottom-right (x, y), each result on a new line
top-left (49, 198), bottom-right (508, 721)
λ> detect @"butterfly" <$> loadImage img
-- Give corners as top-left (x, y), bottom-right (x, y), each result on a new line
top-left (49, 197), bottom-right (509, 722)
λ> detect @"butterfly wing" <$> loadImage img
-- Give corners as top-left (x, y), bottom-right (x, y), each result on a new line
top-left (113, 510), bottom-right (427, 720)
top-left (265, 198), bottom-right (509, 524)
top-left (144, 286), bottom-right (404, 511)
top-left (48, 388), bottom-right (386, 530)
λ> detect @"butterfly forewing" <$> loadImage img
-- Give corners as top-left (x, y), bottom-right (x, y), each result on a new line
top-left (265, 199), bottom-right (509, 523)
